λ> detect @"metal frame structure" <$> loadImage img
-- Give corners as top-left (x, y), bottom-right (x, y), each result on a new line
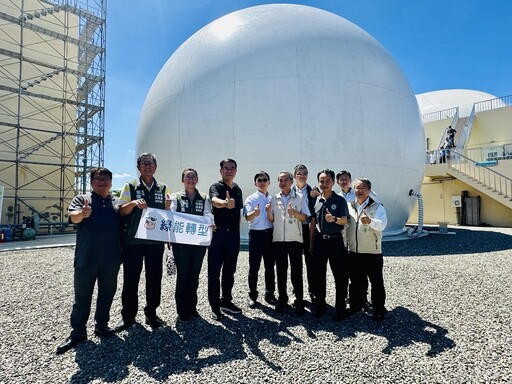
top-left (0, 0), bottom-right (106, 227)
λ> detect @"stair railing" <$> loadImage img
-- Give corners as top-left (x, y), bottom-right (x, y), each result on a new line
top-left (449, 151), bottom-right (512, 199)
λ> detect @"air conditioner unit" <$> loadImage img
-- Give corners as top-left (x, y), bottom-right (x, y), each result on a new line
top-left (451, 196), bottom-right (462, 207)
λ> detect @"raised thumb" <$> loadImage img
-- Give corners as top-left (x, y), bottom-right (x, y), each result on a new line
top-left (226, 191), bottom-right (231, 200)
top-left (84, 199), bottom-right (89, 207)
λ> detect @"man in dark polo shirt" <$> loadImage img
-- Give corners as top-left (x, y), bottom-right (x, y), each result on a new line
top-left (208, 158), bottom-right (243, 320)
top-left (310, 168), bottom-right (349, 321)
top-left (56, 167), bottom-right (121, 355)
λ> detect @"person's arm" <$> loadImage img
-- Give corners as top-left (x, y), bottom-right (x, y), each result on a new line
top-left (68, 195), bottom-right (91, 224)
top-left (368, 204), bottom-right (388, 232)
top-left (266, 199), bottom-right (274, 223)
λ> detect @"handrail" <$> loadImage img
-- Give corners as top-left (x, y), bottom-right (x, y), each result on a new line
top-left (474, 95), bottom-right (512, 113)
top-left (453, 104), bottom-right (476, 154)
top-left (449, 151), bottom-right (512, 199)
top-left (421, 107), bottom-right (458, 124)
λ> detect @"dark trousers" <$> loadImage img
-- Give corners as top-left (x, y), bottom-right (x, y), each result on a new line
top-left (248, 229), bottom-right (275, 299)
top-left (70, 263), bottom-right (119, 337)
top-left (207, 229), bottom-right (240, 309)
top-left (349, 251), bottom-right (386, 314)
top-left (301, 224), bottom-right (314, 297)
top-left (274, 241), bottom-right (303, 305)
top-left (120, 243), bottom-right (164, 320)
top-left (173, 243), bottom-right (207, 318)
top-left (312, 234), bottom-right (348, 313)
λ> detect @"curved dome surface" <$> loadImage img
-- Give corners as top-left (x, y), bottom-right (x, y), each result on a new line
top-left (137, 4), bottom-right (425, 237)
top-left (416, 89), bottom-right (497, 117)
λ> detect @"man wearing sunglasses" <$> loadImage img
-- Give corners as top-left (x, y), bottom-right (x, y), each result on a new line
top-left (244, 171), bottom-right (276, 309)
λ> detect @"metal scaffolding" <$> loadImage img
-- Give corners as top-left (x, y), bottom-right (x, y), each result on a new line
top-left (0, 0), bottom-right (106, 229)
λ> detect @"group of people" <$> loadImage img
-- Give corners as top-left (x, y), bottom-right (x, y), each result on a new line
top-left (56, 153), bottom-right (388, 355)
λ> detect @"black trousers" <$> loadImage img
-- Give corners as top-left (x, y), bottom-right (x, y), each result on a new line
top-left (120, 243), bottom-right (164, 321)
top-left (274, 241), bottom-right (303, 305)
top-left (348, 251), bottom-right (386, 314)
top-left (312, 234), bottom-right (348, 312)
top-left (173, 243), bottom-right (207, 318)
top-left (301, 224), bottom-right (315, 297)
top-left (207, 229), bottom-right (240, 309)
top-left (248, 229), bottom-right (275, 299)
top-left (71, 263), bottom-right (119, 337)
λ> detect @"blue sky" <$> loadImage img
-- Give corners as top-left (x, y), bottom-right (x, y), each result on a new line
top-left (104, 0), bottom-right (511, 189)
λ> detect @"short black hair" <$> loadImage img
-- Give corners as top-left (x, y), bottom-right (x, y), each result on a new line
top-left (220, 158), bottom-right (237, 169)
top-left (137, 152), bottom-right (157, 166)
top-left (254, 171), bottom-right (270, 182)
top-left (336, 170), bottom-right (351, 181)
top-left (317, 168), bottom-right (335, 181)
top-left (89, 167), bottom-right (112, 181)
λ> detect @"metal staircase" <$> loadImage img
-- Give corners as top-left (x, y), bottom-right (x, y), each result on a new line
top-left (447, 152), bottom-right (512, 209)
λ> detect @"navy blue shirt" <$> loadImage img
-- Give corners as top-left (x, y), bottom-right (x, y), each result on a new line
top-left (68, 191), bottom-right (121, 268)
top-left (313, 193), bottom-right (348, 235)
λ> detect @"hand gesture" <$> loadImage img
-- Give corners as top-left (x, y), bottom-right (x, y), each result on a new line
top-left (134, 198), bottom-right (147, 210)
top-left (287, 203), bottom-right (295, 217)
top-left (310, 187), bottom-right (320, 198)
top-left (165, 193), bottom-right (172, 210)
top-left (265, 202), bottom-right (271, 214)
top-left (81, 199), bottom-right (92, 218)
top-left (326, 208), bottom-right (336, 223)
top-left (225, 191), bottom-right (235, 209)
top-left (360, 209), bottom-right (371, 225)
top-left (253, 204), bottom-right (260, 217)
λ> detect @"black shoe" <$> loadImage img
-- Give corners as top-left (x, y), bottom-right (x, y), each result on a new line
top-left (220, 301), bottom-right (242, 314)
top-left (114, 318), bottom-right (136, 332)
top-left (145, 315), bottom-right (164, 329)
top-left (248, 297), bottom-right (258, 309)
top-left (264, 294), bottom-right (278, 306)
top-left (94, 326), bottom-right (116, 337)
top-left (275, 301), bottom-right (288, 313)
top-left (211, 308), bottom-right (224, 321)
top-left (347, 307), bottom-right (364, 317)
top-left (191, 310), bottom-right (201, 318)
top-left (363, 299), bottom-right (372, 310)
top-left (56, 334), bottom-right (87, 355)
top-left (177, 315), bottom-right (191, 323)
top-left (293, 300), bottom-right (305, 316)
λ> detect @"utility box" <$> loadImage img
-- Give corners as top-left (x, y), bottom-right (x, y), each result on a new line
top-left (464, 196), bottom-right (481, 226)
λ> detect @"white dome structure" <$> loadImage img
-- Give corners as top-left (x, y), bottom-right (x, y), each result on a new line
top-left (416, 89), bottom-right (497, 117)
top-left (137, 4), bottom-right (425, 237)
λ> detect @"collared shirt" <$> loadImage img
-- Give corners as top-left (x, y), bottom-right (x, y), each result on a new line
top-left (354, 197), bottom-right (387, 232)
top-left (275, 190), bottom-right (311, 218)
top-left (314, 192), bottom-right (348, 235)
top-left (68, 191), bottom-right (121, 267)
top-left (244, 190), bottom-right (272, 230)
top-left (118, 177), bottom-right (169, 207)
top-left (293, 184), bottom-right (313, 224)
top-left (339, 187), bottom-right (380, 203)
top-left (209, 180), bottom-right (243, 230)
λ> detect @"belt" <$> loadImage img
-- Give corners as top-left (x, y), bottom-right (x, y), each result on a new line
top-left (317, 232), bottom-right (342, 240)
top-left (249, 228), bottom-right (272, 233)
top-left (216, 226), bottom-right (239, 232)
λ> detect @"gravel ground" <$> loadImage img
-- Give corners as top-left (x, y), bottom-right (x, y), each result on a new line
top-left (1, 226), bottom-right (511, 383)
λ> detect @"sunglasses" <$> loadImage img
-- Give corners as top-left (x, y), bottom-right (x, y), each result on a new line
top-left (256, 178), bottom-right (268, 183)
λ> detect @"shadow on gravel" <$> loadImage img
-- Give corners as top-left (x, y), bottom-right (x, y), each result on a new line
top-left (342, 306), bottom-right (456, 356)
top-left (69, 304), bottom-right (455, 381)
top-left (384, 227), bottom-right (512, 256)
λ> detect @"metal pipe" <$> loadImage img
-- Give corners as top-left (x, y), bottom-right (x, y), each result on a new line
top-left (407, 189), bottom-right (425, 237)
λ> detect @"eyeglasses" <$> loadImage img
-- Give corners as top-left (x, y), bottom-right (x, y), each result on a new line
top-left (222, 166), bottom-right (236, 171)
top-left (256, 178), bottom-right (268, 183)
top-left (140, 162), bottom-right (155, 167)
top-left (295, 172), bottom-right (308, 177)
top-left (93, 176), bottom-right (111, 182)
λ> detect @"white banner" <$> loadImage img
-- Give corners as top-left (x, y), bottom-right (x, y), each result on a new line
top-left (135, 207), bottom-right (213, 246)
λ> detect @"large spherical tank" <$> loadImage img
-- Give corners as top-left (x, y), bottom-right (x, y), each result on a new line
top-left (137, 4), bottom-right (425, 237)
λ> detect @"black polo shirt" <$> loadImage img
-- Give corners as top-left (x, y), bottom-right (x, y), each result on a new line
top-left (68, 191), bottom-right (121, 268)
top-left (209, 180), bottom-right (243, 231)
top-left (314, 193), bottom-right (348, 235)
